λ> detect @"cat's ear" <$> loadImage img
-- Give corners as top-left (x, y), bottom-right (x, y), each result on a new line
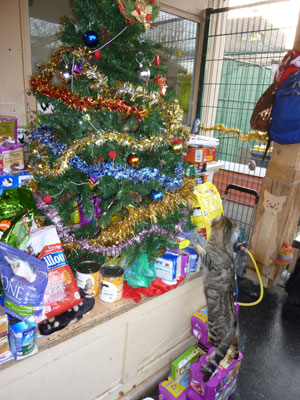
top-left (223, 218), bottom-right (235, 245)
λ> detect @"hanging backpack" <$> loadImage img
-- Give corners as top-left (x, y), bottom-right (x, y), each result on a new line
top-left (269, 69), bottom-right (300, 144)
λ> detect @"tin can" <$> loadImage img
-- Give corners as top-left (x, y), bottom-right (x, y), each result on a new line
top-left (99, 265), bottom-right (124, 303)
top-left (76, 261), bottom-right (101, 297)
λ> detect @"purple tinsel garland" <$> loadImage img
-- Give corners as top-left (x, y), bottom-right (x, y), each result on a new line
top-left (34, 193), bottom-right (189, 257)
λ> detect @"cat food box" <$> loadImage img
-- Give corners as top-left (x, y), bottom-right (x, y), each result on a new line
top-left (26, 225), bottom-right (82, 323)
top-left (0, 305), bottom-right (8, 337)
top-left (0, 116), bottom-right (17, 145)
top-left (0, 170), bottom-right (32, 195)
top-left (0, 242), bottom-right (48, 320)
top-left (171, 345), bottom-right (205, 387)
top-left (9, 317), bottom-right (38, 360)
top-left (155, 252), bottom-right (180, 282)
top-left (0, 144), bottom-right (24, 173)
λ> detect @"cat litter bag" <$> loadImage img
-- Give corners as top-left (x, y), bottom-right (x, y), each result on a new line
top-left (26, 225), bottom-right (82, 323)
top-left (0, 241), bottom-right (48, 320)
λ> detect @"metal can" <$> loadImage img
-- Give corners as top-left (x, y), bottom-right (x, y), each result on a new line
top-left (76, 261), bottom-right (101, 297)
top-left (99, 265), bottom-right (124, 303)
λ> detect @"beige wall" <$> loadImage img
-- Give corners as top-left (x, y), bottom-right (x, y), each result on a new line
top-left (0, 0), bottom-right (32, 127)
top-left (0, 275), bottom-right (205, 400)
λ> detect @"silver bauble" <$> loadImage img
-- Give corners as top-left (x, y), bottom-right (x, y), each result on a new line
top-left (138, 67), bottom-right (151, 81)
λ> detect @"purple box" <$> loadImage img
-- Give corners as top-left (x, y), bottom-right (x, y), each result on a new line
top-left (188, 350), bottom-right (243, 400)
top-left (191, 304), bottom-right (239, 351)
top-left (168, 249), bottom-right (189, 278)
top-left (0, 116), bottom-right (17, 145)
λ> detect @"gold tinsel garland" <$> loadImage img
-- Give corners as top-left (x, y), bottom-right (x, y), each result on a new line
top-left (62, 177), bottom-right (196, 250)
top-left (201, 124), bottom-right (268, 143)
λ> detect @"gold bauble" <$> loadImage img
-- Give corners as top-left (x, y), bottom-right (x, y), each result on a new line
top-left (127, 153), bottom-right (140, 167)
top-left (171, 142), bottom-right (183, 155)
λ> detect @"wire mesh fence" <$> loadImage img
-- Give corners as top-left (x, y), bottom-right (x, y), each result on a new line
top-left (197, 0), bottom-right (299, 240)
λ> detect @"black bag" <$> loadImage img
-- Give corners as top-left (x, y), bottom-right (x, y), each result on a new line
top-left (285, 256), bottom-right (300, 306)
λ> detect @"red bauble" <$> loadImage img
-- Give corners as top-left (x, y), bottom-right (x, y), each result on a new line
top-left (108, 150), bottom-right (117, 159)
top-left (44, 195), bottom-right (52, 204)
top-left (155, 54), bottom-right (160, 66)
top-left (94, 50), bottom-right (102, 59)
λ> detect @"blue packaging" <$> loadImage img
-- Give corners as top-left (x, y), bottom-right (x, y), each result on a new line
top-left (9, 317), bottom-right (38, 359)
top-left (0, 241), bottom-right (48, 320)
top-left (155, 252), bottom-right (179, 282)
top-left (185, 247), bottom-right (198, 274)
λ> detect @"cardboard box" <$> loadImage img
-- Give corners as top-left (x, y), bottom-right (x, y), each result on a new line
top-left (171, 345), bottom-right (205, 386)
top-left (155, 252), bottom-right (179, 282)
top-left (0, 335), bottom-right (10, 355)
top-left (0, 170), bottom-right (32, 195)
top-left (0, 116), bottom-right (17, 145)
top-left (0, 144), bottom-right (24, 173)
top-left (183, 147), bottom-right (216, 164)
top-left (0, 306), bottom-right (8, 337)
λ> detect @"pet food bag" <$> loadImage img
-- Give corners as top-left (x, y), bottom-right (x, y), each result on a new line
top-left (26, 225), bottom-right (81, 323)
top-left (0, 241), bottom-right (48, 320)
top-left (191, 182), bottom-right (223, 239)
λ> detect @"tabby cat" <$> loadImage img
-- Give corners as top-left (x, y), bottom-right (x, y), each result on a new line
top-left (193, 215), bottom-right (239, 382)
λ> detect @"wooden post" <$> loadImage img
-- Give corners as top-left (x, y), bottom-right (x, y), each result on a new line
top-left (247, 9), bottom-right (300, 288)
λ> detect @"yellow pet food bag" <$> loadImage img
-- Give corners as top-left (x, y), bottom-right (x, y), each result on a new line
top-left (191, 182), bottom-right (223, 239)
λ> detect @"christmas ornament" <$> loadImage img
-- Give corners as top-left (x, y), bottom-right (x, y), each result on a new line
top-left (76, 197), bottom-right (91, 226)
top-left (94, 50), bottom-right (102, 60)
top-left (88, 175), bottom-right (99, 189)
top-left (157, 245), bottom-right (166, 257)
top-left (150, 190), bottom-right (163, 202)
top-left (73, 64), bottom-right (82, 73)
top-left (138, 67), bottom-right (151, 81)
top-left (99, 26), bottom-right (112, 45)
top-left (94, 154), bottom-right (105, 163)
top-left (83, 30), bottom-right (99, 48)
top-left (58, 65), bottom-right (72, 84)
top-left (129, 191), bottom-right (143, 204)
top-left (108, 150), bottom-right (117, 159)
top-left (43, 195), bottom-right (52, 204)
top-left (155, 53), bottom-right (160, 66)
top-left (171, 140), bottom-right (183, 155)
top-left (58, 191), bottom-right (75, 204)
top-left (116, 0), bottom-right (159, 31)
top-left (90, 196), bottom-right (103, 218)
top-left (127, 153), bottom-right (140, 167)
top-left (136, 52), bottom-right (151, 82)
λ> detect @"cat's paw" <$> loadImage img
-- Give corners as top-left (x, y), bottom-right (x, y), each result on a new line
top-left (200, 364), bottom-right (212, 382)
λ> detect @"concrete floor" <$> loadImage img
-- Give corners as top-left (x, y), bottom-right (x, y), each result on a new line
top-left (141, 279), bottom-right (300, 400)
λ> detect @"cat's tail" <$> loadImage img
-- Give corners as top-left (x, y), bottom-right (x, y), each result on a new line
top-left (201, 329), bottom-right (239, 382)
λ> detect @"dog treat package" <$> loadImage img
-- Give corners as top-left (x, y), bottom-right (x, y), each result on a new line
top-left (26, 225), bottom-right (82, 323)
top-left (0, 242), bottom-right (48, 320)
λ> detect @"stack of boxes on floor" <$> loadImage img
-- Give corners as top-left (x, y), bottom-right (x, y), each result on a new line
top-left (158, 305), bottom-right (243, 400)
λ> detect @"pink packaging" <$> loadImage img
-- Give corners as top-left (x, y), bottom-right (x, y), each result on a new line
top-left (0, 144), bottom-right (24, 173)
top-left (0, 116), bottom-right (17, 145)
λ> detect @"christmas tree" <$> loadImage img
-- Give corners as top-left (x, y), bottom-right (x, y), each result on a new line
top-left (29, 0), bottom-right (195, 270)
